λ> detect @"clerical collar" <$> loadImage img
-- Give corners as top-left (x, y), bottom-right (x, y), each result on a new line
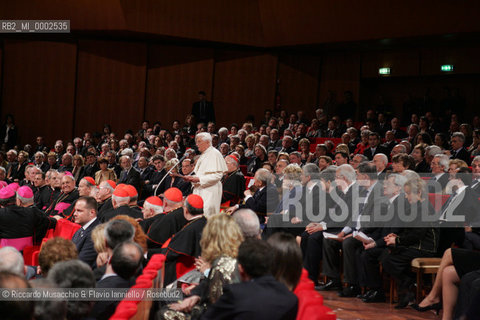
top-left (226, 169), bottom-right (239, 176)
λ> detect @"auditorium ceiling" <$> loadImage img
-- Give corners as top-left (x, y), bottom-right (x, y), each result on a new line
top-left (1, 0), bottom-right (479, 48)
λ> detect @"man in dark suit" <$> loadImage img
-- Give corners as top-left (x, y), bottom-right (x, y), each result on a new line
top-left (118, 155), bottom-right (141, 193)
top-left (143, 155), bottom-right (166, 197)
top-left (268, 129), bottom-right (282, 151)
top-left (57, 153), bottom-right (74, 173)
top-left (83, 152), bottom-right (100, 177)
top-left (318, 164), bottom-right (360, 291)
top-left (136, 156), bottom-right (154, 182)
top-left (470, 156), bottom-right (480, 194)
top-left (358, 174), bottom-right (408, 303)
top-left (438, 167), bottom-right (480, 253)
top-left (192, 91), bottom-right (215, 125)
top-left (363, 132), bottom-right (389, 161)
top-left (90, 241), bottom-right (142, 320)
top-left (427, 154), bottom-right (450, 193)
top-left (391, 117), bottom-right (407, 139)
top-left (275, 135), bottom-right (296, 154)
top-left (450, 132), bottom-right (471, 165)
top-left (228, 168), bottom-right (279, 225)
top-left (34, 152), bottom-right (50, 173)
top-left (106, 151), bottom-right (121, 178)
top-left (325, 120), bottom-right (342, 138)
top-left (376, 113), bottom-right (391, 137)
top-left (381, 130), bottom-right (398, 157)
top-left (71, 196), bottom-right (101, 268)
top-left (201, 239), bottom-right (298, 320)
top-left (320, 164), bottom-right (385, 295)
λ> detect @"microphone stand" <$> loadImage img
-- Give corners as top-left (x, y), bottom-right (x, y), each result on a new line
top-left (153, 154), bottom-right (187, 196)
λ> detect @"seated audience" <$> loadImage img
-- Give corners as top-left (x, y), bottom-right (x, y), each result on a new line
top-left (161, 213), bottom-right (243, 319)
top-left (202, 238), bottom-right (298, 320)
top-left (38, 237), bottom-right (78, 277)
top-left (90, 241), bottom-right (143, 320)
top-left (47, 260), bottom-right (96, 320)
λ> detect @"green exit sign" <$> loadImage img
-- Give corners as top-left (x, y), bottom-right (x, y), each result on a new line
top-left (441, 64), bottom-right (454, 72)
top-left (378, 67), bottom-right (390, 75)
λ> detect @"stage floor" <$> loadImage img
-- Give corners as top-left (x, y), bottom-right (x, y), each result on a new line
top-left (321, 291), bottom-right (440, 320)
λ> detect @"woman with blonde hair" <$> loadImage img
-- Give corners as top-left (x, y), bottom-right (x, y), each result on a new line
top-left (91, 223), bottom-right (109, 268)
top-left (335, 143), bottom-right (350, 156)
top-left (72, 154), bottom-right (85, 183)
top-left (163, 214), bottom-right (243, 319)
top-left (298, 138), bottom-right (314, 164)
top-left (267, 163), bottom-right (304, 237)
top-left (282, 163), bottom-right (303, 191)
top-left (448, 159), bottom-right (468, 180)
top-left (244, 134), bottom-right (256, 158)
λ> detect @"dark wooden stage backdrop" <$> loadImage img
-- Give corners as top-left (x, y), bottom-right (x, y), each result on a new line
top-left (0, 0), bottom-right (479, 146)
top-left (1, 39), bottom-right (480, 147)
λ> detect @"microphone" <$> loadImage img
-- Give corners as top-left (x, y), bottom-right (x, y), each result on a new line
top-left (153, 154), bottom-right (188, 196)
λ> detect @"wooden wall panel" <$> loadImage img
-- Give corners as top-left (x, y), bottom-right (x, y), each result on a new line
top-left (362, 50), bottom-right (420, 78)
top-left (213, 51), bottom-right (277, 126)
top-left (277, 54), bottom-right (321, 117)
top-left (318, 53), bottom-right (361, 118)
top-left (145, 45), bottom-right (214, 128)
top-left (360, 75), bottom-right (480, 124)
top-left (259, 0), bottom-right (480, 46)
top-left (421, 46), bottom-right (480, 76)
top-left (124, 0), bottom-right (264, 46)
top-left (3, 1), bottom-right (479, 47)
top-left (75, 40), bottom-right (147, 137)
top-left (1, 40), bottom-right (76, 146)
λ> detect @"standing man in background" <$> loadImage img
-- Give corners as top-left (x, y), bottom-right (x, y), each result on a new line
top-left (192, 91), bottom-right (215, 125)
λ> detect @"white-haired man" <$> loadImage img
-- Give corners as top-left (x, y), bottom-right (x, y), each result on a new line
top-left (372, 153), bottom-right (389, 180)
top-left (118, 155), bottom-right (141, 193)
top-left (319, 164), bottom-right (358, 291)
top-left (34, 151), bottom-right (49, 173)
top-left (142, 196), bottom-right (164, 220)
top-left (183, 133), bottom-right (227, 217)
top-left (427, 154), bottom-right (450, 193)
top-left (96, 180), bottom-right (116, 218)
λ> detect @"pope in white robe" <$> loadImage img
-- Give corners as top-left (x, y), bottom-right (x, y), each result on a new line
top-left (183, 133), bottom-right (227, 217)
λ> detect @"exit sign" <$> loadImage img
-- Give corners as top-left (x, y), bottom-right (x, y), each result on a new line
top-left (441, 65), bottom-right (454, 72)
top-left (378, 67), bottom-right (390, 75)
